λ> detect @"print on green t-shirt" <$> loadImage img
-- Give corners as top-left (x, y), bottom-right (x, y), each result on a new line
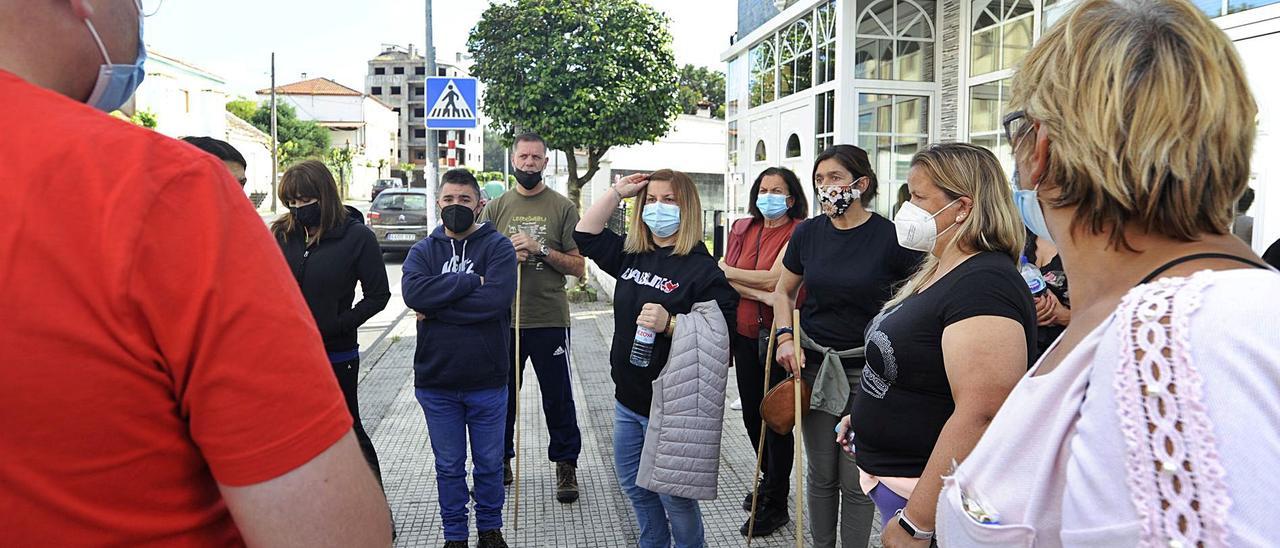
top-left (480, 188), bottom-right (580, 328)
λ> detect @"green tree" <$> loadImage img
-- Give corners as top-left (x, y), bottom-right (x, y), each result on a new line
top-left (326, 146), bottom-right (356, 201)
top-left (226, 99), bottom-right (257, 123)
top-left (483, 126), bottom-right (508, 172)
top-left (129, 109), bottom-right (158, 129)
top-left (365, 158), bottom-right (389, 178)
top-left (251, 103), bottom-right (330, 162)
top-left (676, 64), bottom-right (726, 119)
top-left (397, 162), bottom-right (417, 186)
top-left (227, 101), bottom-right (330, 168)
top-left (468, 0), bottom-right (682, 206)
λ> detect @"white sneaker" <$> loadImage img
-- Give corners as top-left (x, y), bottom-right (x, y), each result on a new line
top-left (729, 397), bottom-right (743, 411)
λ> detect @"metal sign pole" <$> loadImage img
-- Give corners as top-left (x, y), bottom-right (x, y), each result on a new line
top-left (425, 0), bottom-right (437, 225)
top-left (270, 52), bottom-right (278, 214)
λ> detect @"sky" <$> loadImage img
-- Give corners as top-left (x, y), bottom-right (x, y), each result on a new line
top-left (144, 0), bottom-right (737, 99)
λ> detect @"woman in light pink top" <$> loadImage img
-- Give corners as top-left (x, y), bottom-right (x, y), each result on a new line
top-left (936, 0), bottom-right (1280, 546)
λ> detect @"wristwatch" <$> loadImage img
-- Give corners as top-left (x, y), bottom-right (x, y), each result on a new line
top-left (775, 326), bottom-right (794, 339)
top-left (536, 244), bottom-right (550, 258)
top-left (894, 509), bottom-right (935, 540)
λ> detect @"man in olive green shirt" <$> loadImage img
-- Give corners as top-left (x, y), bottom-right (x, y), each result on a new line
top-left (480, 133), bottom-right (586, 504)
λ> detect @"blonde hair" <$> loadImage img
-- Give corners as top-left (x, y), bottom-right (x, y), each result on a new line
top-left (624, 169), bottom-right (705, 256)
top-left (1009, 0), bottom-right (1256, 250)
top-left (885, 143), bottom-right (1025, 307)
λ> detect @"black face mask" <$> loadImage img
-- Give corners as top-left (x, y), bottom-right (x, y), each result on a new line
top-left (441, 204), bottom-right (476, 234)
top-left (513, 169), bottom-right (543, 190)
top-left (291, 202), bottom-right (323, 228)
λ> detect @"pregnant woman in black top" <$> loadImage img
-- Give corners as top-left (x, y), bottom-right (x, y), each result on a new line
top-left (838, 143), bottom-right (1035, 548)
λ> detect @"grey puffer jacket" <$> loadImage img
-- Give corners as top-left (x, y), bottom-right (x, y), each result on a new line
top-left (636, 300), bottom-right (732, 500)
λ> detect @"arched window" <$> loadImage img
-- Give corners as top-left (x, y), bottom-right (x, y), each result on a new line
top-left (779, 18), bottom-right (813, 97)
top-left (966, 0), bottom-right (1061, 175)
top-left (785, 134), bottom-right (802, 158)
top-left (854, 0), bottom-right (937, 81)
top-left (755, 140), bottom-right (768, 162)
top-left (749, 39), bottom-right (777, 107)
top-left (971, 0), bottom-right (1034, 76)
top-left (815, 0), bottom-right (838, 84)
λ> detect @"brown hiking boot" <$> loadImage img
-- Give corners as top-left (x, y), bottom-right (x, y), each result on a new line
top-left (555, 461), bottom-right (580, 503)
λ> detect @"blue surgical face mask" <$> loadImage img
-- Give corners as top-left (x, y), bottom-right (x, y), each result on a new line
top-left (642, 202), bottom-right (681, 239)
top-left (83, 1), bottom-right (147, 112)
top-left (756, 193), bottom-right (790, 220)
top-left (1013, 170), bottom-right (1054, 244)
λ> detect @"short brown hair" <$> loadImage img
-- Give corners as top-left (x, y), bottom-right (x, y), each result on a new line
top-left (1009, 0), bottom-right (1257, 250)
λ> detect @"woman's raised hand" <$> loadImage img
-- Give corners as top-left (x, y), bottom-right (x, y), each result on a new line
top-left (612, 173), bottom-right (650, 199)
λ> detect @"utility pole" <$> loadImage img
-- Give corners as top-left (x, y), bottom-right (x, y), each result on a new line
top-left (425, 0), bottom-right (438, 225)
top-left (270, 52), bottom-right (278, 213)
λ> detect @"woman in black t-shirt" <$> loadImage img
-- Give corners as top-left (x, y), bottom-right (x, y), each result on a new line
top-left (574, 169), bottom-right (738, 548)
top-left (1025, 229), bottom-right (1071, 360)
top-left (773, 145), bottom-right (922, 548)
top-left (837, 143), bottom-right (1035, 547)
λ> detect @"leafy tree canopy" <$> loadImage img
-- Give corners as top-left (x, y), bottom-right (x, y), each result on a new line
top-left (482, 126), bottom-right (508, 172)
top-left (677, 64), bottom-right (726, 119)
top-left (468, 0), bottom-right (681, 205)
top-left (225, 100), bottom-right (330, 167)
top-left (226, 99), bottom-right (257, 123)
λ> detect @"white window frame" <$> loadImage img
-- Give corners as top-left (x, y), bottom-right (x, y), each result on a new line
top-left (851, 88), bottom-right (938, 216)
top-left (853, 0), bottom-right (940, 82)
top-left (779, 17), bottom-right (816, 98)
top-left (958, 0), bottom-right (1072, 145)
top-left (815, 0), bottom-right (840, 85)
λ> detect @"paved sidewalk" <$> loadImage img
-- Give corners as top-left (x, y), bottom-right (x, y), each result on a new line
top-left (359, 301), bottom-right (880, 547)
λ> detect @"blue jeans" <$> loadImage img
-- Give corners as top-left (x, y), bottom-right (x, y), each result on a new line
top-left (416, 386), bottom-right (508, 542)
top-left (613, 401), bottom-right (705, 548)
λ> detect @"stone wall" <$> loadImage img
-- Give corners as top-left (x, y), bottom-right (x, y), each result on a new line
top-left (938, 0), bottom-right (962, 141)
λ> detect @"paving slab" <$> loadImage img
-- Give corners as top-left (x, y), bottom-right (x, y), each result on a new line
top-left (361, 301), bottom-right (880, 547)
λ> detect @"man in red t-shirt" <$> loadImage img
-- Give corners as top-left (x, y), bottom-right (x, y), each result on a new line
top-left (0, 1), bottom-right (391, 546)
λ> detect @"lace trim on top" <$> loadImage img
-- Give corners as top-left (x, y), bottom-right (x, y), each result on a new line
top-left (1113, 273), bottom-right (1232, 548)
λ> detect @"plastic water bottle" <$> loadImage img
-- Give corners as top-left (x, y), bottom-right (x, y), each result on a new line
top-left (1020, 256), bottom-right (1048, 297)
top-left (630, 326), bottom-right (656, 367)
top-left (836, 424), bottom-right (856, 456)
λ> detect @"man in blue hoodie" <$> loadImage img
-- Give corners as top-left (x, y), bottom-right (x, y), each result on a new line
top-left (403, 168), bottom-right (517, 548)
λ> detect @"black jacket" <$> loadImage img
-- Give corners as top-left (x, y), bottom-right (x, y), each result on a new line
top-left (277, 206), bottom-right (391, 354)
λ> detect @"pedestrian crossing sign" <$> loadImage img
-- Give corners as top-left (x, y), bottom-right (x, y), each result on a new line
top-left (425, 77), bottom-right (478, 129)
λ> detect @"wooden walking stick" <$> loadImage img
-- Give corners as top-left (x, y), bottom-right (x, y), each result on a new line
top-left (792, 310), bottom-right (805, 548)
top-left (746, 322), bottom-right (778, 545)
top-left (512, 266), bottom-right (523, 531)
